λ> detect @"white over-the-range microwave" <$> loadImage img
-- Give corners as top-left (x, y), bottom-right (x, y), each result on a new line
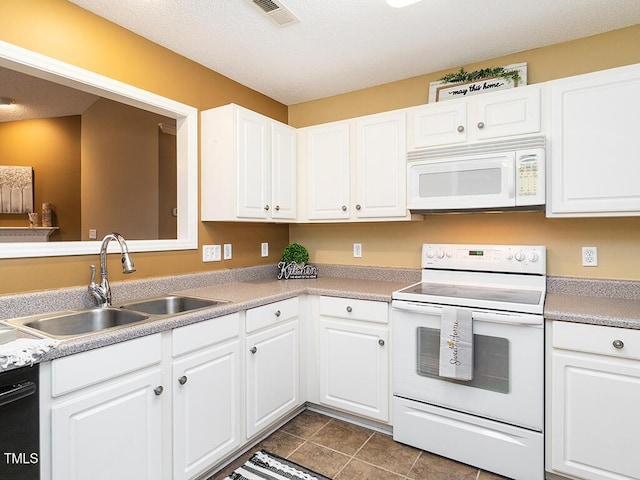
top-left (407, 136), bottom-right (545, 213)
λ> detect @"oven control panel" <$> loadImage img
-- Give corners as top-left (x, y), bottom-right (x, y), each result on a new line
top-left (422, 244), bottom-right (546, 274)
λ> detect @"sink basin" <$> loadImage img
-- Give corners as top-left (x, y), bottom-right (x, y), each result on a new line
top-left (120, 295), bottom-right (222, 315)
top-left (20, 308), bottom-right (149, 338)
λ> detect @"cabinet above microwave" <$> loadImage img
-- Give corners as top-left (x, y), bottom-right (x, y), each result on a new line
top-left (407, 85), bottom-right (542, 150)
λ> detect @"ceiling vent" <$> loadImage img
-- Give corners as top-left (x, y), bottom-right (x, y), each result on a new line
top-left (245, 0), bottom-right (299, 27)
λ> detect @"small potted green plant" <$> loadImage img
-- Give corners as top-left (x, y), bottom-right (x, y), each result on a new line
top-left (281, 243), bottom-right (309, 265)
top-left (278, 243), bottom-right (317, 280)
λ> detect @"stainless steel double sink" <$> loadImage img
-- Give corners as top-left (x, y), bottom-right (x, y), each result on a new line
top-left (5, 295), bottom-right (225, 340)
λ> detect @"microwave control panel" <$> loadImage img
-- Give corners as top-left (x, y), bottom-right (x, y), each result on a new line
top-left (515, 148), bottom-right (545, 205)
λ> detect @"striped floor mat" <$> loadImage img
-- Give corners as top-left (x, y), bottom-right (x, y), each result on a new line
top-left (226, 449), bottom-right (331, 480)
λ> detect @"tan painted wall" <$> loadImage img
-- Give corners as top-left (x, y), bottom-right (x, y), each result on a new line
top-left (0, 0), bottom-right (638, 295)
top-left (289, 25), bottom-right (640, 281)
top-left (0, 116), bottom-right (81, 240)
top-left (0, 0), bottom-right (289, 295)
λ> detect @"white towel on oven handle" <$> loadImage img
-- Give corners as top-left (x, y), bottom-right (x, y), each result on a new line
top-left (438, 306), bottom-right (473, 381)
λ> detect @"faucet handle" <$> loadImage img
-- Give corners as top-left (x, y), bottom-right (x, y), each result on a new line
top-left (89, 264), bottom-right (97, 287)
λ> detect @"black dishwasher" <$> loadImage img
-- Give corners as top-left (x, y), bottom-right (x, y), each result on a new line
top-left (0, 365), bottom-right (40, 480)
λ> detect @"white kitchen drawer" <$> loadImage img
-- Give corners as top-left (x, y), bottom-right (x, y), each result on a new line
top-left (172, 312), bottom-right (240, 357)
top-left (553, 321), bottom-right (640, 361)
top-left (246, 297), bottom-right (299, 333)
top-left (319, 296), bottom-right (388, 324)
top-left (51, 333), bottom-right (162, 396)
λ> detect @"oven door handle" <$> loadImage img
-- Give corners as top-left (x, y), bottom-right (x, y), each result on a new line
top-left (392, 301), bottom-right (543, 326)
top-left (0, 381), bottom-right (37, 407)
top-left (472, 311), bottom-right (543, 326)
top-left (392, 301), bottom-right (442, 315)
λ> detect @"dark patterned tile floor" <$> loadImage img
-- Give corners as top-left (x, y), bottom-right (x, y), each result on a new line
top-left (210, 410), bottom-right (512, 480)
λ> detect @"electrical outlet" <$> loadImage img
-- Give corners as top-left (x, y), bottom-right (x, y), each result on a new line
top-left (353, 243), bottom-right (362, 258)
top-left (261, 242), bottom-right (269, 257)
top-left (223, 243), bottom-right (232, 260)
top-left (203, 245), bottom-right (222, 262)
top-left (582, 246), bottom-right (598, 267)
top-left (88, 229), bottom-right (97, 240)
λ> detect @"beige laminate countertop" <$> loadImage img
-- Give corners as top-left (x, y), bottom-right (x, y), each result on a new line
top-left (545, 292), bottom-right (640, 330)
top-left (3, 269), bottom-right (640, 371)
top-left (9, 276), bottom-right (410, 363)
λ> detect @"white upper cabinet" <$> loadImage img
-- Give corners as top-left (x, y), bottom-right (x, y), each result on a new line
top-left (271, 121), bottom-right (298, 220)
top-left (298, 110), bottom-right (415, 222)
top-left (201, 104), bottom-right (296, 222)
top-left (303, 121), bottom-right (351, 220)
top-left (408, 84), bottom-right (542, 149)
top-left (547, 63), bottom-right (640, 217)
top-left (355, 111), bottom-right (408, 218)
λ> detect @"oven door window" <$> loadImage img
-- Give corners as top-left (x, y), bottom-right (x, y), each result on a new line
top-left (417, 327), bottom-right (509, 394)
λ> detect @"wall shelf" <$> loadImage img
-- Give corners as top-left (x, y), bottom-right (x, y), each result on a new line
top-left (0, 227), bottom-right (59, 242)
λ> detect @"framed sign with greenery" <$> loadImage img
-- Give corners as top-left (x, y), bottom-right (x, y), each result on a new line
top-left (428, 62), bottom-right (527, 103)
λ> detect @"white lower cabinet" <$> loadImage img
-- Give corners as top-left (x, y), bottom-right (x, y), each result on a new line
top-left (172, 313), bottom-right (241, 480)
top-left (43, 334), bottom-right (165, 480)
top-left (316, 296), bottom-right (389, 422)
top-left (40, 294), bottom-right (392, 480)
top-left (550, 321), bottom-right (640, 480)
top-left (245, 298), bottom-right (300, 438)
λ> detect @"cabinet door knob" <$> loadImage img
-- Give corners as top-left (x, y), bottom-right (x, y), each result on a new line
top-left (457, 125), bottom-right (464, 133)
top-left (341, 205), bottom-right (347, 212)
top-left (346, 306), bottom-right (352, 313)
top-left (264, 204), bottom-right (270, 211)
top-left (355, 204), bottom-right (361, 210)
top-left (274, 310), bottom-right (281, 317)
top-left (275, 205), bottom-right (280, 211)
top-left (178, 376), bottom-right (188, 385)
top-left (477, 121), bottom-right (485, 129)
top-left (154, 386), bottom-right (164, 396)
top-left (613, 339), bottom-right (624, 349)
top-left (250, 346), bottom-right (257, 354)
top-left (378, 339), bottom-right (385, 347)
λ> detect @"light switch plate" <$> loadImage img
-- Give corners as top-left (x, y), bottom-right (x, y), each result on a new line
top-left (223, 243), bottom-right (232, 260)
top-left (261, 242), bottom-right (269, 257)
top-left (203, 245), bottom-right (222, 262)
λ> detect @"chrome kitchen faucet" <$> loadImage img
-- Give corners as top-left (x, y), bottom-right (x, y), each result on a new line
top-left (88, 232), bottom-right (136, 307)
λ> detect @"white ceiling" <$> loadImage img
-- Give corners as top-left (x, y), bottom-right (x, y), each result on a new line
top-left (65, 0), bottom-right (640, 105)
top-left (0, 67), bottom-right (98, 123)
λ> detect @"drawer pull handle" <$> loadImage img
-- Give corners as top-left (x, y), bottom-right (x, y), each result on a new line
top-left (178, 376), bottom-right (188, 385)
top-left (154, 386), bottom-right (164, 396)
top-left (378, 339), bottom-right (385, 347)
top-left (613, 339), bottom-right (624, 349)
top-left (275, 310), bottom-right (281, 317)
top-left (250, 346), bottom-right (257, 355)
top-left (346, 306), bottom-right (353, 313)
top-left (264, 204), bottom-right (270, 211)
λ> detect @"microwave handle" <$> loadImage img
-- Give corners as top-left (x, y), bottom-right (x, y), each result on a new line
top-left (519, 154), bottom-right (539, 162)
